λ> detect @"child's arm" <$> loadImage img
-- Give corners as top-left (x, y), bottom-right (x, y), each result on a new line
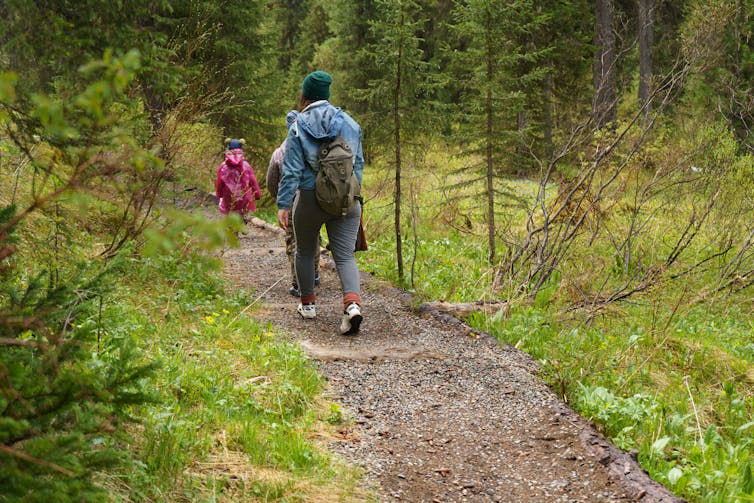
top-left (245, 161), bottom-right (262, 200)
top-left (215, 164), bottom-right (224, 196)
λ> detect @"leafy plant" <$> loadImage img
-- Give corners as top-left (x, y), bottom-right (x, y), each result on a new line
top-left (0, 210), bottom-right (156, 501)
top-left (0, 53), bottom-right (166, 501)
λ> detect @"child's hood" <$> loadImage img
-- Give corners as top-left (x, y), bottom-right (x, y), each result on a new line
top-left (224, 148), bottom-right (245, 167)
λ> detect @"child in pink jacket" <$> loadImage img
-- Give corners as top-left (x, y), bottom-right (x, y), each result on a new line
top-left (215, 138), bottom-right (262, 219)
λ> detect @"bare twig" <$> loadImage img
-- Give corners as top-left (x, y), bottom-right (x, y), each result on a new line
top-left (224, 276), bottom-right (286, 329)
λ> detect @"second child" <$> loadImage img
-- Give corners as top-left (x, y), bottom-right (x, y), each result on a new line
top-left (215, 138), bottom-right (261, 220)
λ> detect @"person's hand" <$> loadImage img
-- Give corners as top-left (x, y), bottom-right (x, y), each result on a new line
top-left (277, 209), bottom-right (290, 230)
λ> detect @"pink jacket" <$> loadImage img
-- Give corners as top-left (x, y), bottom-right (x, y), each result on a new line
top-left (215, 149), bottom-right (262, 215)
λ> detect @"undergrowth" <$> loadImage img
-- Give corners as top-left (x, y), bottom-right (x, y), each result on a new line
top-left (98, 247), bottom-right (366, 502)
top-left (469, 301), bottom-right (754, 502)
top-left (357, 147), bottom-right (754, 502)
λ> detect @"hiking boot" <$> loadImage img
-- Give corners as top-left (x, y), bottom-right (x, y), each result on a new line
top-left (339, 303), bottom-right (363, 335)
top-left (297, 303), bottom-right (316, 319)
top-left (289, 285), bottom-right (301, 297)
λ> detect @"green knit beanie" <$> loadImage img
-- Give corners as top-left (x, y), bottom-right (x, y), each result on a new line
top-left (302, 70), bottom-right (332, 101)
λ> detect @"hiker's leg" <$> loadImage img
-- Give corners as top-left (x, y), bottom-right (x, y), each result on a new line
top-left (285, 221), bottom-right (300, 296)
top-left (292, 190), bottom-right (325, 300)
top-left (314, 234), bottom-right (321, 281)
top-left (325, 199), bottom-right (362, 308)
top-left (285, 199), bottom-right (298, 287)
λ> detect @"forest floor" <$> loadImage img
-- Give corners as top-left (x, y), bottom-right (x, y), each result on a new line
top-left (220, 214), bottom-right (684, 503)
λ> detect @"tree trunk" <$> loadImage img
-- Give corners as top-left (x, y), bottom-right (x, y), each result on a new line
top-left (394, 12), bottom-right (405, 280)
top-left (517, 110), bottom-right (528, 170)
top-left (638, 0), bottom-right (654, 117)
top-left (593, 0), bottom-right (616, 129)
top-left (486, 14), bottom-right (496, 265)
top-left (543, 70), bottom-right (554, 160)
top-left (141, 84), bottom-right (164, 133)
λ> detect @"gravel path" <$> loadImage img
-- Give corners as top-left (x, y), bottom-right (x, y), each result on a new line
top-left (223, 217), bottom-right (684, 503)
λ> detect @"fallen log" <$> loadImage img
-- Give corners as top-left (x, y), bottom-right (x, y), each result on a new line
top-left (249, 216), bottom-right (283, 235)
top-left (424, 300), bottom-right (510, 319)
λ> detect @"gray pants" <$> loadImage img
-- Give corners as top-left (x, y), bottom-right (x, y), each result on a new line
top-left (285, 210), bottom-right (319, 288)
top-left (292, 190), bottom-right (361, 299)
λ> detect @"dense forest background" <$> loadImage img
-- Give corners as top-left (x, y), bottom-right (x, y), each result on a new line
top-left (1, 0), bottom-right (754, 501)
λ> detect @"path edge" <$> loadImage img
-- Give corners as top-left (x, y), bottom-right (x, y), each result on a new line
top-left (248, 217), bottom-right (686, 503)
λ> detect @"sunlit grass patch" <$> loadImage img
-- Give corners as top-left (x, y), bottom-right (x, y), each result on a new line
top-left (98, 250), bottom-right (369, 501)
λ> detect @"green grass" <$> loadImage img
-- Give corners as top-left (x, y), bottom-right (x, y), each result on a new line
top-left (468, 301), bottom-right (754, 502)
top-left (96, 249), bottom-right (368, 502)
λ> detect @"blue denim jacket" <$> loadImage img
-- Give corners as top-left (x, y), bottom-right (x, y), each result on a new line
top-left (276, 101), bottom-right (364, 210)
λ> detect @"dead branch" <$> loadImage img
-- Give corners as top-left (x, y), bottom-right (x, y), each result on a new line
top-left (496, 57), bottom-right (693, 302)
top-left (0, 445), bottom-right (76, 477)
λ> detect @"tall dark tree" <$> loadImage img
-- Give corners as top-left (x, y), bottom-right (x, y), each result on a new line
top-left (312, 0), bottom-right (379, 114)
top-left (415, 0), bottom-right (456, 66)
top-left (593, 0), bottom-right (617, 128)
top-left (538, 1), bottom-right (593, 171)
top-left (292, 0), bottom-right (333, 75)
top-left (638, 0), bottom-right (655, 117)
top-left (272, 0), bottom-right (310, 71)
top-left (509, 1), bottom-right (558, 174)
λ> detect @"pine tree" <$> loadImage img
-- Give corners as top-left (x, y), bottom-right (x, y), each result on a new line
top-left (271, 0), bottom-right (311, 71)
top-left (0, 58), bottom-right (156, 501)
top-left (291, 0), bottom-right (333, 75)
top-left (312, 0), bottom-right (379, 114)
top-left (530, 0), bottom-right (594, 158)
top-left (0, 230), bottom-right (156, 501)
top-left (359, 0), bottom-right (437, 281)
top-left (450, 0), bottom-right (550, 264)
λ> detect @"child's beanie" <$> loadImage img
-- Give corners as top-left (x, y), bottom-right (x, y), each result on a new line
top-left (227, 138), bottom-right (245, 150)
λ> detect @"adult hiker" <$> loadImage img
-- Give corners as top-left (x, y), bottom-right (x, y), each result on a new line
top-left (215, 138), bottom-right (261, 221)
top-left (276, 70), bottom-right (365, 335)
top-left (266, 110), bottom-right (320, 297)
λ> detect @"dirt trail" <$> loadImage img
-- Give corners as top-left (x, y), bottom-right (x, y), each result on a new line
top-left (223, 217), bottom-right (684, 503)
